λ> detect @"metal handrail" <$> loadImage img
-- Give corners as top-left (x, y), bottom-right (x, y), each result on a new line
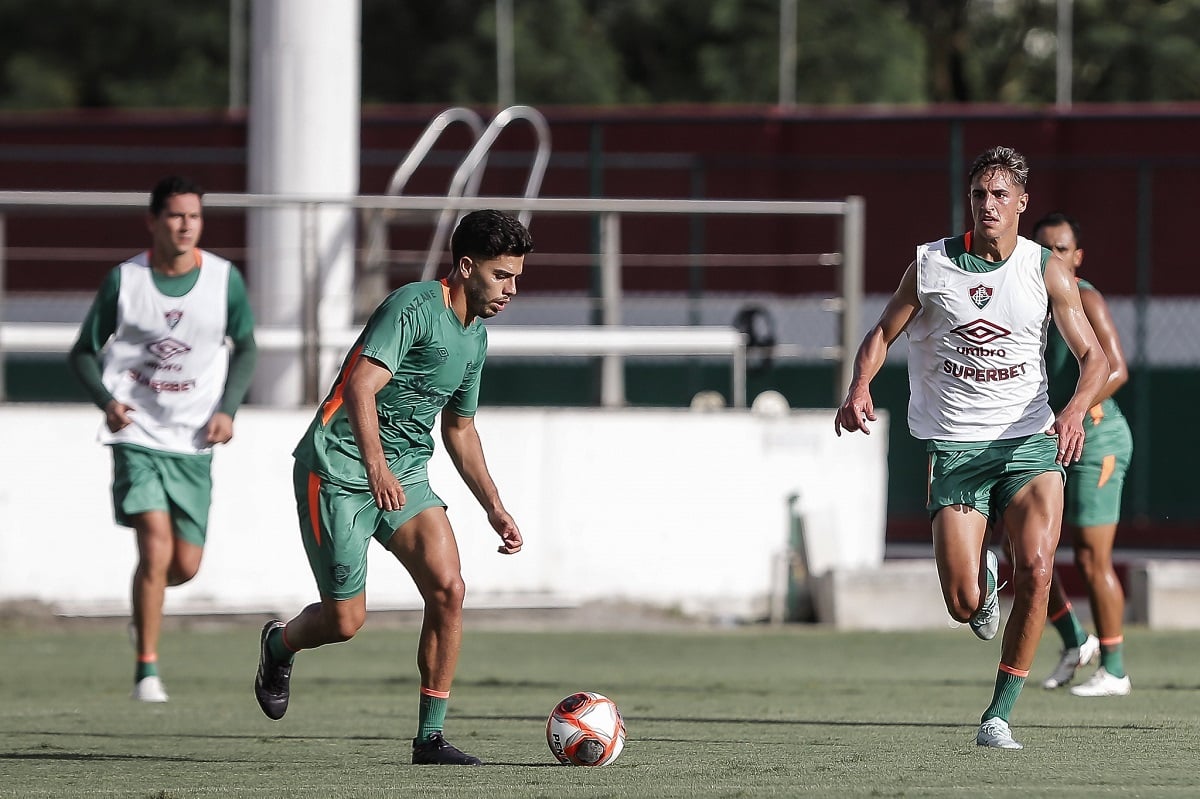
top-left (420, 105), bottom-right (551, 279)
top-left (0, 192), bottom-right (863, 405)
top-left (361, 107), bottom-right (485, 277)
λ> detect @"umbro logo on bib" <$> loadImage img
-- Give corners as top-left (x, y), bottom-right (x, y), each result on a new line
top-left (968, 284), bottom-right (993, 309)
top-left (147, 338), bottom-right (191, 360)
top-left (952, 318), bottom-right (1011, 345)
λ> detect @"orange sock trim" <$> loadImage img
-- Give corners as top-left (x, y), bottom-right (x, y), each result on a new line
top-left (421, 687), bottom-right (450, 699)
top-left (281, 626), bottom-right (299, 653)
top-left (998, 662), bottom-right (1030, 678)
top-left (1099, 635), bottom-right (1124, 646)
top-left (1047, 604), bottom-right (1072, 622)
top-left (137, 653), bottom-right (157, 664)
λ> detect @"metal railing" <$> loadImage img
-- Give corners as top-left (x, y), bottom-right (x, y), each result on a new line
top-left (0, 191), bottom-right (864, 406)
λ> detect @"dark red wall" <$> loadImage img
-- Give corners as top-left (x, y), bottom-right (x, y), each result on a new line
top-left (2, 103), bottom-right (1198, 298)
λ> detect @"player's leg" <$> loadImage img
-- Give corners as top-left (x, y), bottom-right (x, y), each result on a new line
top-left (999, 471), bottom-right (1061, 668)
top-left (255, 465), bottom-right (374, 720)
top-left (130, 509), bottom-right (174, 702)
top-left (1069, 519), bottom-right (1130, 695)
top-left (931, 505), bottom-right (989, 625)
top-left (1040, 549), bottom-right (1099, 689)
top-left (1064, 422), bottom-right (1132, 696)
top-left (281, 594), bottom-right (369, 648)
top-left (385, 503), bottom-right (481, 765)
top-left (974, 469), bottom-right (1061, 748)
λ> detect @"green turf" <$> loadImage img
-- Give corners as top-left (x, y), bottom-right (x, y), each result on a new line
top-left (2, 622), bottom-right (1199, 798)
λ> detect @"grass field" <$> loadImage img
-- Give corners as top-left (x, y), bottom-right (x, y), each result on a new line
top-left (2, 617), bottom-right (1199, 798)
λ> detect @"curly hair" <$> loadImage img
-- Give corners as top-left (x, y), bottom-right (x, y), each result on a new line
top-left (451, 210), bottom-right (534, 265)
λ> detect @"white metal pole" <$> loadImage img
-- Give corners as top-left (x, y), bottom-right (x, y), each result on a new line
top-left (600, 212), bottom-right (624, 407)
top-left (247, 0), bottom-right (361, 406)
top-left (1056, 0), bottom-right (1073, 109)
top-left (778, 0), bottom-right (797, 108)
top-left (497, 0), bottom-right (515, 108)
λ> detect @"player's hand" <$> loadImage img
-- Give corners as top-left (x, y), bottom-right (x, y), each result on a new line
top-left (206, 412), bottom-right (234, 445)
top-left (366, 461), bottom-right (406, 511)
top-left (1046, 413), bottom-right (1086, 465)
top-left (834, 386), bottom-right (876, 437)
top-left (103, 400), bottom-right (134, 433)
top-left (489, 508), bottom-right (523, 555)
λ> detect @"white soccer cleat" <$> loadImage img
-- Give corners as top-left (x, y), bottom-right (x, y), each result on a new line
top-left (1069, 667), bottom-right (1131, 697)
top-left (976, 717), bottom-right (1023, 749)
top-left (132, 675), bottom-right (169, 703)
top-left (1042, 633), bottom-right (1101, 689)
top-left (969, 550), bottom-right (1001, 641)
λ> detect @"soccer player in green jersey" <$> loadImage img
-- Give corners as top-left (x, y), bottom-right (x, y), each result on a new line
top-left (254, 209), bottom-right (532, 766)
top-left (70, 176), bottom-right (258, 703)
top-left (1030, 212), bottom-right (1134, 697)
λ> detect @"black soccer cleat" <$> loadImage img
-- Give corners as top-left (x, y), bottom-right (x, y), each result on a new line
top-left (254, 620), bottom-right (292, 720)
top-left (411, 732), bottom-right (483, 765)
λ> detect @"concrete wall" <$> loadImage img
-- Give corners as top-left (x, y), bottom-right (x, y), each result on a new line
top-left (0, 405), bottom-right (888, 621)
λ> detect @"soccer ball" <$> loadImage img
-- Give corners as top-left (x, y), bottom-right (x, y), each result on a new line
top-left (546, 691), bottom-right (626, 766)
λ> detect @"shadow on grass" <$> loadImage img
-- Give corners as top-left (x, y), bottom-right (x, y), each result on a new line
top-left (0, 750), bottom-right (255, 763)
top-left (454, 713), bottom-right (1169, 732)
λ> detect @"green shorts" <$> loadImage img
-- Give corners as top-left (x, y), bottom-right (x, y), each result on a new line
top-left (926, 434), bottom-right (1065, 522)
top-left (110, 443), bottom-right (213, 547)
top-left (1065, 413), bottom-right (1133, 527)
top-left (292, 460), bottom-right (447, 600)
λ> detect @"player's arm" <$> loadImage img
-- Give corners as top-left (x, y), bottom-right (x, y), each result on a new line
top-left (67, 268), bottom-right (133, 432)
top-left (1079, 286), bottom-right (1128, 406)
top-left (207, 268), bottom-right (259, 445)
top-left (834, 260), bottom-right (921, 437)
top-left (343, 355), bottom-right (406, 511)
top-left (1045, 256), bottom-right (1109, 464)
top-left (441, 412), bottom-right (522, 555)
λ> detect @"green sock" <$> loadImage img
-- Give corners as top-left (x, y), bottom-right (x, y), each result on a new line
top-left (1051, 608), bottom-right (1089, 649)
top-left (267, 625), bottom-right (296, 665)
top-left (135, 659), bottom-right (158, 681)
top-left (1100, 641), bottom-right (1126, 679)
top-left (981, 669), bottom-right (1026, 723)
top-left (416, 691), bottom-right (449, 743)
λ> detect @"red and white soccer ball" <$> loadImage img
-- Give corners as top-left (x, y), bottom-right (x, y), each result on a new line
top-left (546, 691), bottom-right (626, 766)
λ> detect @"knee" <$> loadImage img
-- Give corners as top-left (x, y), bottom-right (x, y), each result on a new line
top-left (329, 610), bottom-right (366, 643)
top-left (426, 574), bottom-right (467, 613)
top-left (944, 588), bottom-right (977, 623)
top-left (331, 620), bottom-right (361, 643)
top-left (1074, 544), bottom-right (1107, 579)
top-left (1012, 553), bottom-right (1054, 597)
top-left (167, 560), bottom-right (201, 586)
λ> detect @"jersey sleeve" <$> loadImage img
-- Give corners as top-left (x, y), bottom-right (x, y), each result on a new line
top-left (358, 286), bottom-right (427, 372)
top-left (219, 265), bottom-right (258, 417)
top-left (67, 267), bottom-right (122, 409)
top-left (447, 332), bottom-right (486, 418)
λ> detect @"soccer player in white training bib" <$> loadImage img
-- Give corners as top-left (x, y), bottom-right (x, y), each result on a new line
top-left (834, 146), bottom-right (1108, 749)
top-left (254, 209), bottom-right (531, 766)
top-left (70, 176), bottom-right (258, 703)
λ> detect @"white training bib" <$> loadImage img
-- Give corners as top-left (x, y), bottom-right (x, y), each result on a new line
top-left (906, 235), bottom-right (1054, 442)
top-left (99, 251), bottom-right (231, 454)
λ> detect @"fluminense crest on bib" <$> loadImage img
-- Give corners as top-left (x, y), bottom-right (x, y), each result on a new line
top-left (165, 309), bottom-right (184, 329)
top-left (968, 284), bottom-right (993, 309)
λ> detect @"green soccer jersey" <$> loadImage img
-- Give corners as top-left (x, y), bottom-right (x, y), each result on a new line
top-left (1044, 277), bottom-right (1124, 422)
top-left (293, 279), bottom-right (487, 489)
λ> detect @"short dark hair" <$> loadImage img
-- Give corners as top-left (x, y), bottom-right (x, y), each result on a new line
top-left (150, 176), bottom-right (205, 215)
top-left (450, 209), bottom-right (533, 265)
top-left (1031, 211), bottom-right (1082, 248)
top-left (968, 146), bottom-right (1030, 189)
